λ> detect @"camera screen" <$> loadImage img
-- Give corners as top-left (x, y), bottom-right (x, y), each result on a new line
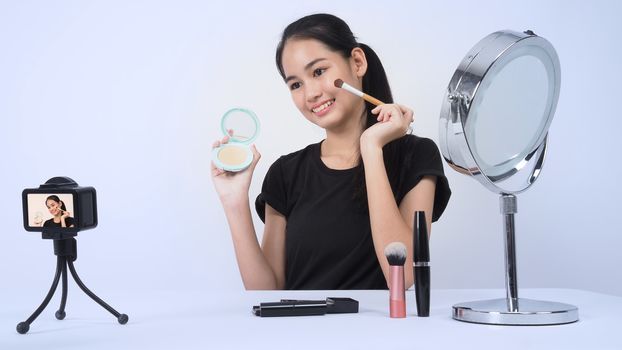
top-left (26, 193), bottom-right (76, 229)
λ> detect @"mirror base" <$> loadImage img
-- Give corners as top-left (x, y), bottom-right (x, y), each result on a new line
top-left (452, 298), bottom-right (578, 325)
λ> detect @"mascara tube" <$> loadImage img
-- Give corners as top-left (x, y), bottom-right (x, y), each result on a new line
top-left (414, 211), bottom-right (430, 317)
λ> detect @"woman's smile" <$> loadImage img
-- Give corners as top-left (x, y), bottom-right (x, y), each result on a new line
top-left (311, 98), bottom-right (335, 116)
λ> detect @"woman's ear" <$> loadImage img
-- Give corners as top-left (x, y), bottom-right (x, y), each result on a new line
top-left (350, 47), bottom-right (368, 78)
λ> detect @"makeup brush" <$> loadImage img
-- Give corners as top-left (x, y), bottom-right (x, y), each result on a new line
top-left (384, 242), bottom-right (407, 318)
top-left (334, 79), bottom-right (384, 106)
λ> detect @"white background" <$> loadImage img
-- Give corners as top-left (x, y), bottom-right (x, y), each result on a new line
top-left (1, 0), bottom-right (620, 301)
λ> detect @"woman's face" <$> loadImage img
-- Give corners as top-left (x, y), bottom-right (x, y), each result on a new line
top-left (281, 38), bottom-right (367, 131)
top-left (46, 199), bottom-right (61, 216)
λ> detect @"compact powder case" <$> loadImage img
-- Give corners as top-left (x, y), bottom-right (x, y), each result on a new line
top-left (212, 108), bottom-right (260, 172)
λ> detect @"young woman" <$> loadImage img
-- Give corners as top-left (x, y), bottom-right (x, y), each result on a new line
top-left (43, 195), bottom-right (75, 228)
top-left (211, 14), bottom-right (450, 290)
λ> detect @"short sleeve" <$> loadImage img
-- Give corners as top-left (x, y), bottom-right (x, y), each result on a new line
top-left (255, 157), bottom-right (288, 222)
top-left (396, 137), bottom-right (451, 222)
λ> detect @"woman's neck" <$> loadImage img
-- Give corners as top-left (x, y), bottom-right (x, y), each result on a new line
top-left (321, 108), bottom-right (367, 168)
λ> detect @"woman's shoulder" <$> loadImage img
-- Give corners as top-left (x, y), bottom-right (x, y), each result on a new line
top-left (271, 141), bottom-right (320, 170)
top-left (399, 134), bottom-right (439, 151)
top-left (262, 141), bottom-right (321, 190)
top-left (390, 134), bottom-right (442, 162)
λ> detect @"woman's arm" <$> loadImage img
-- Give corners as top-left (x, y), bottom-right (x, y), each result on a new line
top-left (260, 205), bottom-right (287, 289)
top-left (212, 134), bottom-right (286, 290)
top-left (61, 219), bottom-right (76, 228)
top-left (221, 199), bottom-right (286, 290)
top-left (360, 103), bottom-right (436, 288)
top-left (398, 176), bottom-right (436, 286)
top-left (60, 209), bottom-right (72, 228)
top-left (361, 143), bottom-right (436, 288)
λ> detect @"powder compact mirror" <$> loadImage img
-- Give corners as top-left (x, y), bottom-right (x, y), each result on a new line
top-left (212, 108), bottom-right (260, 172)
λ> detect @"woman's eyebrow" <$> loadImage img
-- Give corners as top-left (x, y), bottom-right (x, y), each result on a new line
top-left (285, 58), bottom-right (327, 83)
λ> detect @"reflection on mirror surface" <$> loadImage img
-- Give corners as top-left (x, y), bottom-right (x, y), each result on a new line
top-left (466, 46), bottom-right (554, 179)
top-left (222, 109), bottom-right (258, 142)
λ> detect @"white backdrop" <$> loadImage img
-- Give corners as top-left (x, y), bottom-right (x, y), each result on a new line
top-left (1, 0), bottom-right (621, 301)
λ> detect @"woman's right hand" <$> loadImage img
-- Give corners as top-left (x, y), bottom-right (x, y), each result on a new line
top-left (211, 132), bottom-right (261, 205)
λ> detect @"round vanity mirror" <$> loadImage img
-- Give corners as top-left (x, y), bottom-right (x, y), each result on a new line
top-left (440, 30), bottom-right (560, 193)
top-left (439, 30), bottom-right (578, 325)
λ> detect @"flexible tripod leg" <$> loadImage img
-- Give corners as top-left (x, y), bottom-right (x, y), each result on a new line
top-left (16, 256), bottom-right (64, 334)
top-left (67, 259), bottom-right (128, 324)
top-left (55, 261), bottom-right (68, 320)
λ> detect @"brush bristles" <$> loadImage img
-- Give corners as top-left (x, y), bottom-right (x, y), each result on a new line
top-left (384, 242), bottom-right (407, 266)
top-left (334, 78), bottom-right (344, 88)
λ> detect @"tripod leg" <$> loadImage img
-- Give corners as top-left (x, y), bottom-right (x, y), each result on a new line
top-left (16, 256), bottom-right (64, 334)
top-left (67, 260), bottom-right (128, 325)
top-left (55, 261), bottom-right (68, 320)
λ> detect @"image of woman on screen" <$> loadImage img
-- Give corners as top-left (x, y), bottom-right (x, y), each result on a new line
top-left (43, 195), bottom-right (75, 228)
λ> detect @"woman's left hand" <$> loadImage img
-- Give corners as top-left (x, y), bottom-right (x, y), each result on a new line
top-left (360, 103), bottom-right (414, 151)
top-left (61, 210), bottom-right (70, 220)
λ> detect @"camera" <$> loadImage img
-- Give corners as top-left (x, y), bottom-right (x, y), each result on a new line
top-left (22, 176), bottom-right (97, 238)
top-left (16, 176), bottom-right (127, 334)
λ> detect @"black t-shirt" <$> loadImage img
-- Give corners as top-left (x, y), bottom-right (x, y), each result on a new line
top-left (255, 135), bottom-right (451, 290)
top-left (43, 217), bottom-right (76, 228)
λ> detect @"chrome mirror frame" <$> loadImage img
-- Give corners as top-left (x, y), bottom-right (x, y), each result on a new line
top-left (440, 30), bottom-right (559, 194)
top-left (440, 30), bottom-right (578, 325)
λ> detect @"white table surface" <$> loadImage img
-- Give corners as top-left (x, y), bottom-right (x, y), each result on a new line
top-left (1, 288), bottom-right (621, 349)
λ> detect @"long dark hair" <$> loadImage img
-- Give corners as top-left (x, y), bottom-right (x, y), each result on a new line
top-left (275, 13), bottom-right (406, 209)
top-left (46, 195), bottom-right (67, 212)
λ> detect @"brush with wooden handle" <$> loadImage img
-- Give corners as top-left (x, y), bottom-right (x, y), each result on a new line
top-left (334, 78), bottom-right (384, 106)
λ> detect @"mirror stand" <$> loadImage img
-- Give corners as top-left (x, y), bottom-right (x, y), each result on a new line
top-left (452, 194), bottom-right (579, 325)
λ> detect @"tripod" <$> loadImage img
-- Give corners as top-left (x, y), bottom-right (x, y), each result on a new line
top-left (16, 237), bottom-right (128, 334)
